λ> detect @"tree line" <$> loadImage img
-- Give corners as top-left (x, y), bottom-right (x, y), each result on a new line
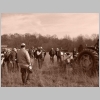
top-left (1, 33), bottom-right (99, 52)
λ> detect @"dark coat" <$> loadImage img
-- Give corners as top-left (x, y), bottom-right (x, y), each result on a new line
top-left (9, 51), bottom-right (17, 61)
top-left (49, 50), bottom-right (55, 57)
top-left (55, 50), bottom-right (61, 57)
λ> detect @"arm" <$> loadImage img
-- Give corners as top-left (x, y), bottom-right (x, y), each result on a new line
top-left (25, 51), bottom-right (31, 65)
top-left (49, 51), bottom-right (51, 55)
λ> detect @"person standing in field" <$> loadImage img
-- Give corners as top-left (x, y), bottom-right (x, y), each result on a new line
top-left (49, 48), bottom-right (55, 63)
top-left (28, 46), bottom-right (34, 58)
top-left (34, 48), bottom-right (38, 59)
top-left (9, 48), bottom-right (17, 72)
top-left (40, 47), bottom-right (46, 61)
top-left (3, 49), bottom-right (11, 73)
top-left (17, 43), bottom-right (32, 85)
top-left (35, 47), bottom-right (43, 69)
top-left (78, 44), bottom-right (83, 53)
top-left (55, 48), bottom-right (61, 63)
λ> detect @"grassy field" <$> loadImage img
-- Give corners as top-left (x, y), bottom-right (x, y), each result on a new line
top-left (1, 53), bottom-right (99, 87)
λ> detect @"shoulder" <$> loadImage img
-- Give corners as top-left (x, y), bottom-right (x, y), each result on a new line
top-left (24, 49), bottom-right (28, 53)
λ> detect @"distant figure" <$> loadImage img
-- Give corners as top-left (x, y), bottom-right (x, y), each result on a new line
top-left (60, 48), bottom-right (64, 61)
top-left (49, 48), bottom-right (55, 63)
top-left (94, 39), bottom-right (99, 53)
top-left (17, 43), bottom-right (32, 85)
top-left (66, 53), bottom-right (71, 64)
top-left (28, 47), bottom-right (34, 58)
top-left (73, 48), bottom-right (77, 59)
top-left (35, 47), bottom-right (44, 69)
top-left (78, 44), bottom-right (83, 53)
top-left (3, 49), bottom-right (11, 72)
top-left (55, 48), bottom-right (61, 63)
top-left (34, 48), bottom-right (38, 59)
top-left (9, 48), bottom-right (17, 72)
top-left (40, 47), bottom-right (46, 60)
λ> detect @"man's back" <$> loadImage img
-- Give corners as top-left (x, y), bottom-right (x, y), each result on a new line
top-left (17, 48), bottom-right (30, 65)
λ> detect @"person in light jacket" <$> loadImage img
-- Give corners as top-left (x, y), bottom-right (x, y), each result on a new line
top-left (17, 43), bottom-right (32, 85)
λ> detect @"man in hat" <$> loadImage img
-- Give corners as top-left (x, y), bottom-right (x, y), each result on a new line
top-left (17, 43), bottom-right (32, 85)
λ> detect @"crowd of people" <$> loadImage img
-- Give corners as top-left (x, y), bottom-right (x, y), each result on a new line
top-left (1, 39), bottom-right (99, 85)
top-left (1, 43), bottom-right (76, 85)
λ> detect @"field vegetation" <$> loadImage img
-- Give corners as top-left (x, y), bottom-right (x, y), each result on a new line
top-left (1, 53), bottom-right (99, 87)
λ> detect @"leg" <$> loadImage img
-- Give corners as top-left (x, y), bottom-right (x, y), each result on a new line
top-left (57, 57), bottom-right (59, 63)
top-left (26, 69), bottom-right (31, 81)
top-left (7, 61), bottom-right (10, 73)
top-left (12, 62), bottom-right (15, 72)
top-left (50, 56), bottom-right (52, 63)
top-left (21, 68), bottom-right (27, 84)
top-left (38, 59), bottom-right (40, 69)
top-left (52, 57), bottom-right (54, 63)
top-left (17, 62), bottom-right (20, 72)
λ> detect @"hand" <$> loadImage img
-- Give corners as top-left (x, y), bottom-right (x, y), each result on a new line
top-left (10, 61), bottom-right (12, 63)
top-left (29, 63), bottom-right (31, 66)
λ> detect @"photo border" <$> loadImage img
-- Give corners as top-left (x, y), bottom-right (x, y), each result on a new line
top-left (0, 0), bottom-right (100, 100)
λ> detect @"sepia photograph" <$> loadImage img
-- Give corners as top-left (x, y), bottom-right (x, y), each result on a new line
top-left (1, 13), bottom-right (99, 87)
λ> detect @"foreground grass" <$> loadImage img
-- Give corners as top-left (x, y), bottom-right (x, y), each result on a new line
top-left (1, 54), bottom-right (99, 87)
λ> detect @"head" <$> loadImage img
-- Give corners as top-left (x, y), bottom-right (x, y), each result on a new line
top-left (21, 43), bottom-right (26, 48)
top-left (56, 48), bottom-right (59, 51)
top-left (7, 49), bottom-right (11, 54)
top-left (4, 48), bottom-right (7, 52)
top-left (51, 48), bottom-right (54, 50)
top-left (35, 48), bottom-right (37, 50)
top-left (13, 48), bottom-right (17, 52)
top-left (40, 47), bottom-right (43, 50)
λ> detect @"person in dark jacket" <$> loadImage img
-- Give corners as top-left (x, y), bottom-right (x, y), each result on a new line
top-left (34, 48), bottom-right (38, 59)
top-left (78, 44), bottom-right (83, 53)
top-left (49, 48), bottom-right (55, 63)
top-left (3, 49), bottom-right (11, 73)
top-left (35, 47), bottom-right (43, 69)
top-left (9, 48), bottom-right (17, 72)
top-left (55, 48), bottom-right (61, 63)
top-left (73, 48), bottom-right (77, 58)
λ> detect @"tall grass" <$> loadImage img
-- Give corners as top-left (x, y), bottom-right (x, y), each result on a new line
top-left (1, 53), bottom-right (99, 87)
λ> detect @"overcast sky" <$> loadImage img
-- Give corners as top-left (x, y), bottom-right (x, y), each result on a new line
top-left (1, 13), bottom-right (99, 38)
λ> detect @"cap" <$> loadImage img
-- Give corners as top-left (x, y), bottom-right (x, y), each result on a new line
top-left (21, 43), bottom-right (26, 46)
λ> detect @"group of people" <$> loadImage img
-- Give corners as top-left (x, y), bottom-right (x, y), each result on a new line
top-left (1, 47), bottom-right (18, 73)
top-left (49, 48), bottom-right (64, 63)
top-left (1, 43), bottom-right (48, 85)
top-left (1, 43), bottom-right (74, 85)
top-left (1, 39), bottom-right (99, 85)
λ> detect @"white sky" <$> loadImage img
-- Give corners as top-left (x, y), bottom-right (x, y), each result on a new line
top-left (1, 13), bottom-right (99, 38)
